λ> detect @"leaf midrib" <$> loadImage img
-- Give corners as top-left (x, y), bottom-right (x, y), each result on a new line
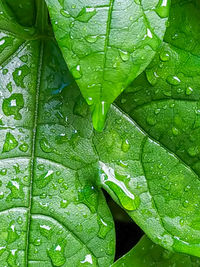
top-left (25, 41), bottom-right (44, 265)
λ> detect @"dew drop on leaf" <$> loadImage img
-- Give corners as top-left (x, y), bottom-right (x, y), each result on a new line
top-left (7, 221), bottom-right (19, 244)
top-left (60, 9), bottom-right (71, 18)
top-left (166, 75), bottom-right (181, 86)
top-left (121, 139), bottom-right (130, 152)
top-left (99, 162), bottom-right (140, 211)
top-left (160, 51), bottom-right (170, 61)
top-left (71, 65), bottom-right (82, 79)
top-left (76, 7), bottom-right (96, 23)
top-left (85, 35), bottom-right (98, 43)
top-left (36, 170), bottom-right (54, 189)
top-left (39, 224), bottom-right (52, 239)
top-left (156, 0), bottom-right (171, 18)
top-left (2, 93), bottom-right (24, 120)
top-left (119, 50), bottom-right (130, 62)
top-left (48, 240), bottom-right (66, 266)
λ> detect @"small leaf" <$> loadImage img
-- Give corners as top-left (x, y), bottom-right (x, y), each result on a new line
top-left (45, 0), bottom-right (170, 131)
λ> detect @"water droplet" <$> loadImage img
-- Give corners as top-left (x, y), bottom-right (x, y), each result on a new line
top-left (187, 147), bottom-right (198, 157)
top-left (34, 239), bottom-right (41, 246)
top-left (7, 221), bottom-right (19, 244)
top-left (76, 7), bottom-right (96, 22)
top-left (146, 116), bottom-right (157, 126)
top-left (2, 93), bottom-right (24, 120)
top-left (71, 65), bottom-right (82, 79)
top-left (62, 183), bottom-right (68, 190)
top-left (121, 139), bottom-right (130, 152)
top-left (6, 250), bottom-right (18, 266)
top-left (47, 240), bottom-right (66, 266)
top-left (99, 162), bottom-right (140, 211)
top-left (17, 217), bottom-right (23, 225)
top-left (40, 138), bottom-right (53, 153)
top-left (97, 216), bottom-right (112, 239)
top-left (78, 185), bottom-right (97, 213)
top-left (0, 168), bottom-right (7, 175)
top-left (166, 75), bottom-right (181, 86)
top-left (6, 82), bottom-right (12, 93)
top-left (19, 143), bottom-right (28, 152)
top-left (60, 199), bottom-right (68, 208)
top-left (156, 0), bottom-right (171, 18)
top-left (172, 127), bottom-right (179, 136)
top-left (81, 254), bottom-right (93, 265)
top-left (154, 108), bottom-right (161, 115)
top-left (119, 50), bottom-right (130, 61)
top-left (182, 199), bottom-right (189, 208)
top-left (6, 178), bottom-right (24, 201)
top-left (186, 86), bottom-right (193, 95)
top-left (20, 55), bottom-right (28, 63)
top-left (40, 224), bottom-right (52, 239)
top-left (146, 70), bottom-right (159, 86)
top-left (160, 51), bottom-right (170, 61)
top-left (3, 132), bottom-right (18, 153)
top-left (0, 191), bottom-right (4, 199)
top-left (85, 35), bottom-right (98, 43)
top-left (60, 9), bottom-right (71, 18)
top-left (36, 170), bottom-right (54, 189)
top-left (12, 65), bottom-right (30, 88)
top-left (2, 68), bottom-right (8, 75)
top-left (184, 185), bottom-right (191, 192)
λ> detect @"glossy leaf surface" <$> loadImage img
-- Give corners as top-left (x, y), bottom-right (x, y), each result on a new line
top-left (112, 236), bottom-right (200, 267)
top-left (0, 3), bottom-right (115, 266)
top-left (45, 0), bottom-right (170, 131)
top-left (116, 0), bottom-right (200, 257)
top-left (1, 0), bottom-right (200, 264)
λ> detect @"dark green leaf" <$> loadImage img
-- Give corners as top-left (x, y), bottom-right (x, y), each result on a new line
top-left (4, 0), bottom-right (36, 26)
top-left (112, 236), bottom-right (200, 267)
top-left (45, 0), bottom-right (170, 131)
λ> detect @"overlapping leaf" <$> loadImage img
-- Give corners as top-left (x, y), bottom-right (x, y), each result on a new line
top-left (45, 0), bottom-right (170, 131)
top-left (1, 0), bottom-right (200, 265)
top-left (112, 236), bottom-right (200, 267)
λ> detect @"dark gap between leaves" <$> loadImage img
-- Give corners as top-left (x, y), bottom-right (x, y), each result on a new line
top-left (103, 190), bottom-right (143, 260)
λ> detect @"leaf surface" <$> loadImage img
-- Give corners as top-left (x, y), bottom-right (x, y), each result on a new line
top-left (45, 0), bottom-right (170, 131)
top-left (112, 236), bottom-right (200, 267)
top-left (1, 0), bottom-right (200, 264)
top-left (114, 0), bottom-right (200, 257)
top-left (0, 3), bottom-right (115, 266)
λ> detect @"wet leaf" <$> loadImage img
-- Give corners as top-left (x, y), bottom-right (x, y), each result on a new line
top-left (45, 0), bottom-right (170, 131)
top-left (112, 236), bottom-right (200, 267)
top-left (0, 2), bottom-right (114, 266)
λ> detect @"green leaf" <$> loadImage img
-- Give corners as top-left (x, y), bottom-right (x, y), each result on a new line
top-left (4, 0), bottom-right (36, 26)
top-left (45, 0), bottom-right (170, 131)
top-left (0, 4), bottom-right (115, 266)
top-left (112, 236), bottom-right (200, 267)
top-left (114, 0), bottom-right (200, 258)
top-left (1, 0), bottom-right (200, 264)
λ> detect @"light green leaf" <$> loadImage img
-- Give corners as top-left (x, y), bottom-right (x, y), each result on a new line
top-left (112, 236), bottom-right (200, 267)
top-left (45, 0), bottom-right (170, 131)
top-left (0, 2), bottom-right (115, 266)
